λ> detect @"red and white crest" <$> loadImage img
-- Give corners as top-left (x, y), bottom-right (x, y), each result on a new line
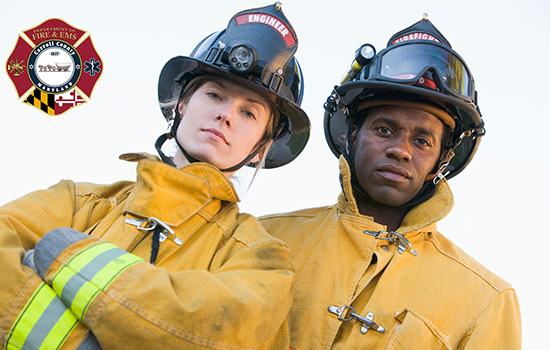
top-left (6, 19), bottom-right (103, 116)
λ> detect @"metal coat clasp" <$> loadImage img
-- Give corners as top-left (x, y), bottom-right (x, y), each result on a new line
top-left (328, 304), bottom-right (385, 334)
top-left (125, 217), bottom-right (182, 245)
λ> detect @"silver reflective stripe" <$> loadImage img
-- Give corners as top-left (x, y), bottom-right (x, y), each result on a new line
top-left (23, 297), bottom-right (71, 349)
top-left (59, 248), bottom-right (126, 306)
top-left (6, 283), bottom-right (78, 350)
top-left (50, 242), bottom-right (143, 320)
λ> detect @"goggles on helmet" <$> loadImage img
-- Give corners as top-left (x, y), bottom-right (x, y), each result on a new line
top-left (368, 41), bottom-right (474, 102)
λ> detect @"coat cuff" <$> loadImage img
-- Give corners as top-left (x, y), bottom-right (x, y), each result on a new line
top-left (33, 227), bottom-right (144, 324)
top-left (34, 227), bottom-right (89, 278)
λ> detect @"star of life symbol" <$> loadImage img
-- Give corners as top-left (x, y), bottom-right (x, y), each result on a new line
top-left (6, 19), bottom-right (103, 116)
top-left (84, 58), bottom-right (101, 77)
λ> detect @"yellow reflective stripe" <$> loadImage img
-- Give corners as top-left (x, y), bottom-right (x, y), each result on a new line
top-left (51, 265), bottom-right (78, 298)
top-left (65, 242), bottom-right (116, 272)
top-left (73, 254), bottom-right (142, 319)
top-left (5, 284), bottom-right (55, 349)
top-left (70, 281), bottom-right (99, 320)
top-left (51, 267), bottom-right (99, 320)
top-left (5, 283), bottom-right (78, 350)
top-left (50, 242), bottom-right (143, 320)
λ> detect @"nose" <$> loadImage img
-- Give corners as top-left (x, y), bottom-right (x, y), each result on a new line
top-left (386, 135), bottom-right (412, 162)
top-left (215, 101), bottom-right (237, 127)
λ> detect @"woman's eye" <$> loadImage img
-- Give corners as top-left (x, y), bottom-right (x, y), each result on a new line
top-left (207, 92), bottom-right (221, 100)
top-left (242, 110), bottom-right (256, 119)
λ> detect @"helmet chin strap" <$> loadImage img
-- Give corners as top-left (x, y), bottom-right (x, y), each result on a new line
top-left (426, 149), bottom-right (454, 184)
top-left (155, 109), bottom-right (286, 173)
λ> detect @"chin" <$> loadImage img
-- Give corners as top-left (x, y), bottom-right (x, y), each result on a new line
top-left (367, 188), bottom-right (414, 207)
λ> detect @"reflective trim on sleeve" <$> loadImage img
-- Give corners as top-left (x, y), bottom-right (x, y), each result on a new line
top-left (5, 283), bottom-right (78, 350)
top-left (50, 242), bottom-right (144, 320)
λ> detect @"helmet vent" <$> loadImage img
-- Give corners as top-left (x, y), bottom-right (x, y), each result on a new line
top-left (205, 48), bottom-right (219, 63)
top-left (270, 74), bottom-right (282, 93)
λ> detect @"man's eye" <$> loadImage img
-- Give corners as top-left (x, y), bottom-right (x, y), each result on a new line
top-left (416, 138), bottom-right (432, 147)
top-left (376, 126), bottom-right (391, 135)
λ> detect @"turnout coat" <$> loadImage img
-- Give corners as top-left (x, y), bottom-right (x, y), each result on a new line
top-left (0, 153), bottom-right (293, 350)
top-left (260, 156), bottom-right (521, 350)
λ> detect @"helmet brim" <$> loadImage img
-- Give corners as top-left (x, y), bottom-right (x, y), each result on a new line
top-left (158, 56), bottom-right (310, 168)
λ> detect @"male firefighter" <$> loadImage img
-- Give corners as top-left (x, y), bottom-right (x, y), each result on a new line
top-left (261, 16), bottom-right (521, 349)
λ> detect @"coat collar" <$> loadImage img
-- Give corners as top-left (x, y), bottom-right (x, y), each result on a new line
top-left (119, 153), bottom-right (239, 227)
top-left (336, 155), bottom-right (454, 234)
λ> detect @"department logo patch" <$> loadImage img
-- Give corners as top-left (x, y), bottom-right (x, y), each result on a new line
top-left (6, 19), bottom-right (103, 115)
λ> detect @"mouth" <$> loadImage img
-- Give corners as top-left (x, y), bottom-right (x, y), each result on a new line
top-left (203, 128), bottom-right (228, 144)
top-left (377, 164), bottom-right (411, 181)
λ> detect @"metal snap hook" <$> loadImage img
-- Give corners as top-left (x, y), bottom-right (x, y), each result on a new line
top-left (328, 304), bottom-right (385, 334)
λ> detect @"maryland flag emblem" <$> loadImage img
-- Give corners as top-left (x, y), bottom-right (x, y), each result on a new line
top-left (6, 19), bottom-right (102, 116)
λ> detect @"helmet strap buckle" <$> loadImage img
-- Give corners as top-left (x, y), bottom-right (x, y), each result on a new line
top-left (324, 87), bottom-right (342, 114)
top-left (432, 162), bottom-right (450, 185)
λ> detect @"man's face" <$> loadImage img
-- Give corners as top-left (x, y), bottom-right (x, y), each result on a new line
top-left (351, 105), bottom-right (445, 207)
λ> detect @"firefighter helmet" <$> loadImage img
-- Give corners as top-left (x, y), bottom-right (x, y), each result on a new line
top-left (324, 15), bottom-right (485, 180)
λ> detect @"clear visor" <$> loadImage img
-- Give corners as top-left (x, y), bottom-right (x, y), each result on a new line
top-left (378, 43), bottom-right (472, 98)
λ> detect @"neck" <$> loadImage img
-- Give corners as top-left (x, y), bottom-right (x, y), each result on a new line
top-left (173, 150), bottom-right (237, 179)
top-left (173, 150), bottom-right (191, 169)
top-left (354, 190), bottom-right (410, 232)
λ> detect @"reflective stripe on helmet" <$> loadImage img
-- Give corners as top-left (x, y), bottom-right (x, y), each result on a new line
top-left (6, 283), bottom-right (78, 350)
top-left (51, 242), bottom-right (143, 320)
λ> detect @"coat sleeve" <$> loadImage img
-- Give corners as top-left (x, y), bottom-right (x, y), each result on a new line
top-left (459, 288), bottom-right (522, 349)
top-left (0, 180), bottom-right (100, 349)
top-left (33, 222), bottom-right (295, 350)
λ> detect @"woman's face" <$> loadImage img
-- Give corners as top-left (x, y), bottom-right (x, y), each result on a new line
top-left (173, 77), bottom-right (272, 177)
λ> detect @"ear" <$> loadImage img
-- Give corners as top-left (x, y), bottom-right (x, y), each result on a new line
top-left (177, 99), bottom-right (186, 117)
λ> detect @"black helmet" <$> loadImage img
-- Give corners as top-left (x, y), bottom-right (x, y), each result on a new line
top-left (324, 15), bottom-right (485, 180)
top-left (158, 2), bottom-right (310, 169)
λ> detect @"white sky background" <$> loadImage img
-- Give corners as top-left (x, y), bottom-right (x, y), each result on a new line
top-left (1, 0), bottom-right (548, 347)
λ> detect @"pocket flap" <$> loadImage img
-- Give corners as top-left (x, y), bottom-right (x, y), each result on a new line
top-left (386, 309), bottom-right (452, 350)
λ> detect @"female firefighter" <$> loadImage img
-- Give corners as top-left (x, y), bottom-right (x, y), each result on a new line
top-left (0, 3), bottom-right (310, 350)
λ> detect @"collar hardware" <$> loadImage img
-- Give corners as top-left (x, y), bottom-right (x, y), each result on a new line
top-left (363, 230), bottom-right (418, 256)
top-left (125, 217), bottom-right (183, 246)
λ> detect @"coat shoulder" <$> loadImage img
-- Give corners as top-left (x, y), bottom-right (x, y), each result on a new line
top-left (427, 231), bottom-right (514, 293)
top-left (260, 205), bottom-right (334, 222)
top-left (73, 180), bottom-right (134, 200)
